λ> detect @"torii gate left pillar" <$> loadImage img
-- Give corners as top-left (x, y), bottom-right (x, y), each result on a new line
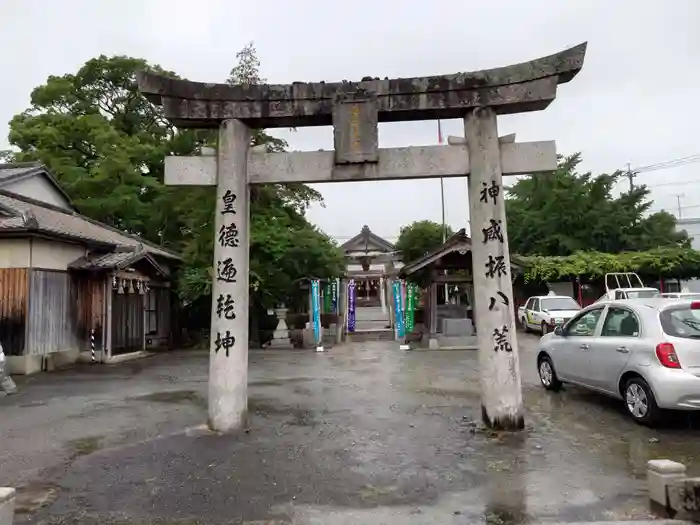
top-left (138, 42), bottom-right (587, 432)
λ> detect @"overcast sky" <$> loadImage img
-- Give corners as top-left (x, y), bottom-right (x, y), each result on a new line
top-left (2, 0), bottom-right (700, 242)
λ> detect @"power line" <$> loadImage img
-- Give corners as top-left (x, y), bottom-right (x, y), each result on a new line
top-left (620, 152), bottom-right (700, 191)
top-left (631, 153), bottom-right (700, 175)
top-left (647, 178), bottom-right (700, 188)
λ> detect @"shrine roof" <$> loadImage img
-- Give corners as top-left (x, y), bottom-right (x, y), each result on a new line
top-left (340, 225), bottom-right (396, 254)
top-left (398, 229), bottom-right (524, 278)
top-left (68, 248), bottom-right (169, 276)
top-left (0, 188), bottom-right (180, 262)
top-left (399, 229), bottom-right (473, 278)
top-left (137, 43), bottom-right (587, 128)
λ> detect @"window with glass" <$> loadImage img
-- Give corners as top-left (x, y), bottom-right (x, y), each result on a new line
top-left (540, 296), bottom-right (580, 312)
top-left (660, 305), bottom-right (700, 339)
top-left (601, 307), bottom-right (640, 337)
top-left (565, 308), bottom-right (604, 337)
top-left (625, 289), bottom-right (660, 299)
top-left (146, 288), bottom-right (158, 335)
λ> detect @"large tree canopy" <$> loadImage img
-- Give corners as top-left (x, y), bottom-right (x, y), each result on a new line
top-left (395, 220), bottom-right (453, 264)
top-left (3, 43), bottom-right (344, 311)
top-left (506, 153), bottom-right (688, 257)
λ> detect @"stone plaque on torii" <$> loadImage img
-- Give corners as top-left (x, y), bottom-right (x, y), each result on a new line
top-left (138, 43), bottom-right (587, 432)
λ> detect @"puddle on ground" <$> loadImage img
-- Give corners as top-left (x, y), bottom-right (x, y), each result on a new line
top-left (128, 390), bottom-right (206, 408)
top-left (250, 377), bottom-right (313, 387)
top-left (67, 435), bottom-right (104, 459)
top-left (18, 400), bottom-right (48, 408)
top-left (416, 386), bottom-right (481, 400)
top-left (484, 503), bottom-right (530, 525)
top-left (14, 481), bottom-right (60, 514)
top-left (248, 398), bottom-right (322, 427)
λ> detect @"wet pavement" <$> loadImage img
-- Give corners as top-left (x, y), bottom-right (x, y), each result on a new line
top-left (1, 333), bottom-right (699, 524)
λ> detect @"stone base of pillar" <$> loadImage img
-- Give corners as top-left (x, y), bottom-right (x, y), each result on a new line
top-left (647, 459), bottom-right (687, 510)
top-left (0, 487), bottom-right (15, 525)
top-left (428, 338), bottom-right (439, 350)
top-left (269, 337), bottom-right (292, 348)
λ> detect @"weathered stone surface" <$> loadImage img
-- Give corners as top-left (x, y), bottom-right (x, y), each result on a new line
top-left (333, 91), bottom-right (379, 164)
top-left (647, 459), bottom-right (687, 507)
top-left (164, 141), bottom-right (557, 186)
top-left (137, 43), bottom-right (586, 128)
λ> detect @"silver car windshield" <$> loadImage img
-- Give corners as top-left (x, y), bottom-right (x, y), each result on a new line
top-left (626, 290), bottom-right (659, 299)
top-left (660, 306), bottom-right (700, 339)
top-left (540, 297), bottom-right (579, 311)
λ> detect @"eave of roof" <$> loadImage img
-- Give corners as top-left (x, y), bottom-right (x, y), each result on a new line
top-left (0, 189), bottom-right (181, 261)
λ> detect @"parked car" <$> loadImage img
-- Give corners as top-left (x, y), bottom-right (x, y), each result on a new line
top-left (660, 292), bottom-right (700, 300)
top-left (536, 298), bottom-right (700, 425)
top-left (518, 294), bottom-right (581, 335)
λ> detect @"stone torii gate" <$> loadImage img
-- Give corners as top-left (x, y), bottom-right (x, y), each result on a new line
top-left (138, 43), bottom-right (587, 432)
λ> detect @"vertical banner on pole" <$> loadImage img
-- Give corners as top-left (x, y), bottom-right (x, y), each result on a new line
top-left (331, 279), bottom-right (338, 314)
top-left (405, 282), bottom-right (416, 334)
top-left (311, 279), bottom-right (324, 351)
top-left (323, 282), bottom-right (332, 314)
top-left (348, 279), bottom-right (356, 333)
top-left (393, 281), bottom-right (407, 349)
top-left (380, 276), bottom-right (387, 314)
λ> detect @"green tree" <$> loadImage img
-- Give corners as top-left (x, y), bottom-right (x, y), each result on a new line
top-left (3, 44), bottom-right (344, 314)
top-left (4, 55), bottom-right (208, 244)
top-left (505, 153), bottom-right (688, 257)
top-left (395, 220), bottom-right (453, 263)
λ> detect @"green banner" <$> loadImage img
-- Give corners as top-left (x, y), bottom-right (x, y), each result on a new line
top-left (323, 283), bottom-right (332, 313)
top-left (405, 283), bottom-right (416, 333)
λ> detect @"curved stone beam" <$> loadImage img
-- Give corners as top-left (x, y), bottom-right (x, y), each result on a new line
top-left (137, 43), bottom-right (586, 129)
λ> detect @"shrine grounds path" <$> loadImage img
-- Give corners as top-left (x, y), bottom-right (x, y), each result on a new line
top-left (2, 334), bottom-right (700, 525)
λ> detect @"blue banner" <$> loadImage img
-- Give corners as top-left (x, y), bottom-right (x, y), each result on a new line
top-left (311, 279), bottom-right (321, 344)
top-left (392, 280), bottom-right (405, 339)
top-left (331, 279), bottom-right (338, 314)
top-left (348, 279), bottom-right (356, 332)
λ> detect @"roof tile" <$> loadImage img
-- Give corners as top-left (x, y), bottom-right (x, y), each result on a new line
top-left (0, 190), bottom-right (179, 261)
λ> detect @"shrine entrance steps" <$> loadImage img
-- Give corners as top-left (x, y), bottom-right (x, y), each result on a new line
top-left (349, 306), bottom-right (394, 342)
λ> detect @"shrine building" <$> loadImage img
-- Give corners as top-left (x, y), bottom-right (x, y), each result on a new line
top-left (339, 226), bottom-right (403, 307)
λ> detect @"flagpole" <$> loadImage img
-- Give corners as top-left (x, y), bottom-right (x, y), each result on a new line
top-left (438, 120), bottom-right (449, 305)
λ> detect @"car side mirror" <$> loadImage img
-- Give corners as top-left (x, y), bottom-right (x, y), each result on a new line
top-left (554, 325), bottom-right (564, 337)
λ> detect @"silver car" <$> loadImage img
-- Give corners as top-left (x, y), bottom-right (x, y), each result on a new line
top-left (537, 298), bottom-right (700, 425)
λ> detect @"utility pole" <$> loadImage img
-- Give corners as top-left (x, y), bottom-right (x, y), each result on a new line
top-left (626, 163), bottom-right (635, 191)
top-left (674, 194), bottom-right (684, 219)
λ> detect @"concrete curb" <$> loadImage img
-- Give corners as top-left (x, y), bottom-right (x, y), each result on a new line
top-left (0, 487), bottom-right (15, 525)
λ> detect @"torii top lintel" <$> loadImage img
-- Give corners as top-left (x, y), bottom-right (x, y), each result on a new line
top-left (137, 43), bottom-right (586, 129)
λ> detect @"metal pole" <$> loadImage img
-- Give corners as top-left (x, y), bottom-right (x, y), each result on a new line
top-left (90, 328), bottom-right (96, 363)
top-left (440, 178), bottom-right (449, 304)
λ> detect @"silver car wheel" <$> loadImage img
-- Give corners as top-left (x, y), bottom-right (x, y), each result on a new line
top-left (625, 383), bottom-right (648, 418)
top-left (539, 360), bottom-right (553, 386)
